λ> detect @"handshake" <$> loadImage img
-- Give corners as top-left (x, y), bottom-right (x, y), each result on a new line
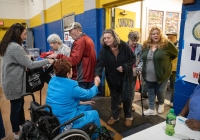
top-left (94, 76), bottom-right (101, 86)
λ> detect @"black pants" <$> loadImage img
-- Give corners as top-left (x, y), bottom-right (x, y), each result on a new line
top-left (78, 82), bottom-right (93, 89)
top-left (10, 97), bottom-right (25, 133)
top-left (0, 111), bottom-right (5, 139)
top-left (109, 84), bottom-right (132, 120)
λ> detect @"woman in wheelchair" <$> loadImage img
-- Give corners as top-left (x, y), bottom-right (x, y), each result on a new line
top-left (46, 59), bottom-right (101, 139)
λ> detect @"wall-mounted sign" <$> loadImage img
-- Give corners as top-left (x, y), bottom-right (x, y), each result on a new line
top-left (0, 21), bottom-right (4, 26)
top-left (180, 10), bottom-right (200, 84)
top-left (118, 18), bottom-right (134, 28)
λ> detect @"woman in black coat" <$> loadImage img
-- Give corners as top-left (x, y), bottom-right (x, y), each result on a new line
top-left (95, 29), bottom-right (136, 127)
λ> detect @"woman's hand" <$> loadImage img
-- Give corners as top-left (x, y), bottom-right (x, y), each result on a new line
top-left (80, 101), bottom-right (96, 105)
top-left (27, 55), bottom-right (32, 59)
top-left (48, 59), bottom-right (55, 64)
top-left (94, 76), bottom-right (100, 86)
top-left (117, 66), bottom-right (123, 72)
top-left (47, 53), bottom-right (58, 58)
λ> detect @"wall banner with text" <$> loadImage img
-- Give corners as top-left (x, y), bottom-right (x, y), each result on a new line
top-left (180, 10), bottom-right (200, 84)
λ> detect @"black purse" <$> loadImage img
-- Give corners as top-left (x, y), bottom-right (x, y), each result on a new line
top-left (26, 67), bottom-right (45, 93)
top-left (41, 63), bottom-right (55, 84)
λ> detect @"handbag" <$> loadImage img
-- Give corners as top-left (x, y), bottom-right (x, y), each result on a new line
top-left (122, 70), bottom-right (132, 102)
top-left (26, 67), bottom-right (45, 93)
top-left (41, 64), bottom-right (55, 84)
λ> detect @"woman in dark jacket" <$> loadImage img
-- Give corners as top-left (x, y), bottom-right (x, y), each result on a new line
top-left (95, 29), bottom-right (136, 127)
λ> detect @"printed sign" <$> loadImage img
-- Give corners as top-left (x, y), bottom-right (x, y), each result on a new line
top-left (180, 11), bottom-right (200, 84)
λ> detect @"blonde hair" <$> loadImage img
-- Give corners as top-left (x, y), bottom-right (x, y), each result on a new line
top-left (100, 29), bottom-right (120, 47)
top-left (143, 27), bottom-right (168, 49)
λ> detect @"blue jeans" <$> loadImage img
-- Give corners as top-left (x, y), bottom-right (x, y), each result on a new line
top-left (10, 97), bottom-right (25, 132)
top-left (146, 78), bottom-right (169, 110)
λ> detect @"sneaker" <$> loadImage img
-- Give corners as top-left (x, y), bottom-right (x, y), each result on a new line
top-left (144, 109), bottom-right (157, 115)
top-left (158, 104), bottom-right (164, 114)
top-left (107, 117), bottom-right (119, 125)
top-left (170, 102), bottom-right (173, 107)
top-left (14, 133), bottom-right (19, 140)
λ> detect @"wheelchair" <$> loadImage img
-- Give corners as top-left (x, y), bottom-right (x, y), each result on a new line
top-left (19, 93), bottom-right (114, 140)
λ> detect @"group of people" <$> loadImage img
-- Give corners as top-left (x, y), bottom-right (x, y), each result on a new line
top-left (0, 22), bottom-right (199, 140)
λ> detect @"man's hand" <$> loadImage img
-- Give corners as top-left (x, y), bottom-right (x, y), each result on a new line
top-left (116, 66), bottom-right (123, 72)
top-left (185, 119), bottom-right (200, 131)
top-left (47, 53), bottom-right (58, 58)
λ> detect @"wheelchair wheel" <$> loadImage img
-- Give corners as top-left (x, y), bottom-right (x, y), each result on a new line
top-left (53, 129), bottom-right (90, 140)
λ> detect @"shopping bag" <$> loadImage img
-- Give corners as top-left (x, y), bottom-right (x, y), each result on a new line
top-left (26, 67), bottom-right (45, 93)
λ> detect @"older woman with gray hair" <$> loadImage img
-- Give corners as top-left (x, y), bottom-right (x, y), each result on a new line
top-left (127, 31), bottom-right (148, 111)
top-left (47, 33), bottom-right (71, 57)
top-left (95, 29), bottom-right (136, 127)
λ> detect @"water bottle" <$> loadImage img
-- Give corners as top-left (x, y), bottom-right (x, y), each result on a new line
top-left (62, 123), bottom-right (73, 132)
top-left (165, 108), bottom-right (176, 136)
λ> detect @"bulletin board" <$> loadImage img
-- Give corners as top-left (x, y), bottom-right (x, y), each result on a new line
top-left (147, 10), bottom-right (164, 33)
top-left (165, 12), bottom-right (180, 34)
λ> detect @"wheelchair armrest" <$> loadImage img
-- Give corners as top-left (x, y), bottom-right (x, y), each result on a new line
top-left (30, 101), bottom-right (53, 116)
top-left (51, 113), bottom-right (84, 135)
top-left (21, 92), bottom-right (35, 101)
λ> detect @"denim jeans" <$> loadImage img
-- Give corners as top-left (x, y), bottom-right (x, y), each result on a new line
top-left (10, 97), bottom-right (25, 132)
top-left (146, 78), bottom-right (169, 110)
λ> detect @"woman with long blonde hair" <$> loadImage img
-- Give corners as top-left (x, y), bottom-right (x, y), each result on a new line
top-left (141, 27), bottom-right (178, 115)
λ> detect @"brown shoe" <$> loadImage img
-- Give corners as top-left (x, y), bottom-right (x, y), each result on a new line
top-left (132, 106), bottom-right (135, 112)
top-left (107, 118), bottom-right (119, 125)
top-left (125, 119), bottom-right (132, 127)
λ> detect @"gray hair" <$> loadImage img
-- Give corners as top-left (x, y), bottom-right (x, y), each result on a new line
top-left (47, 34), bottom-right (62, 44)
top-left (128, 31), bottom-right (140, 40)
top-left (100, 29), bottom-right (120, 47)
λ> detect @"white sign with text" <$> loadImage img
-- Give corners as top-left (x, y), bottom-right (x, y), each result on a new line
top-left (180, 10), bottom-right (200, 84)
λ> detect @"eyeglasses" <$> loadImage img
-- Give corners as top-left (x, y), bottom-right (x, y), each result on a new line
top-left (151, 33), bottom-right (160, 36)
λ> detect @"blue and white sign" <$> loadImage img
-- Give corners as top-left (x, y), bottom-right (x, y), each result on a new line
top-left (180, 11), bottom-right (200, 84)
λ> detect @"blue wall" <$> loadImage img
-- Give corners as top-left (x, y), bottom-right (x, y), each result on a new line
top-left (32, 8), bottom-right (105, 57)
top-left (174, 0), bottom-right (200, 115)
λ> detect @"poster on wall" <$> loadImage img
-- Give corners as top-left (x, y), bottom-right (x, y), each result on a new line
top-left (180, 10), bottom-right (200, 84)
top-left (147, 10), bottom-right (164, 33)
top-left (63, 32), bottom-right (74, 48)
top-left (165, 12), bottom-right (180, 34)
